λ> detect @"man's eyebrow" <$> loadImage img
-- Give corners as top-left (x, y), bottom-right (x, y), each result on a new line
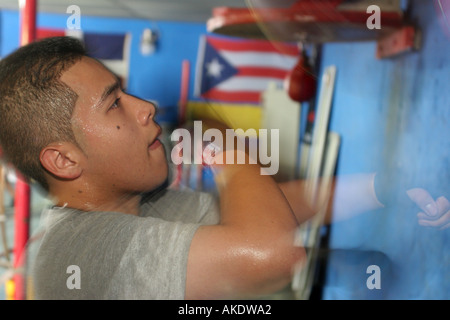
top-left (96, 80), bottom-right (121, 108)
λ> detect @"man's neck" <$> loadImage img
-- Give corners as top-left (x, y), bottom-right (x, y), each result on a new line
top-left (50, 183), bottom-right (142, 216)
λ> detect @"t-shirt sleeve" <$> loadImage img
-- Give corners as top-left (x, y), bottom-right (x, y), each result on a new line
top-left (33, 209), bottom-right (205, 300)
top-left (105, 216), bottom-right (200, 300)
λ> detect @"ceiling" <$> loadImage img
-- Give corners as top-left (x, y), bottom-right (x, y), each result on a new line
top-left (0, 0), bottom-right (250, 23)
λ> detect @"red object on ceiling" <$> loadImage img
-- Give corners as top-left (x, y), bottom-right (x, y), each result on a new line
top-left (208, 0), bottom-right (405, 43)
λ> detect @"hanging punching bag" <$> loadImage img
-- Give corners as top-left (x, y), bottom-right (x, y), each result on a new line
top-left (285, 54), bottom-right (317, 103)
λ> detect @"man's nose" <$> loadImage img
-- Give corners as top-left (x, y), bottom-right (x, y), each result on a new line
top-left (136, 99), bottom-right (156, 126)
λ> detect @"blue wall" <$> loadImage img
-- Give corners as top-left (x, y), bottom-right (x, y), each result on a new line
top-left (321, 0), bottom-right (449, 299)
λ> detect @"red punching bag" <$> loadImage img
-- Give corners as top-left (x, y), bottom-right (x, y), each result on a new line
top-left (285, 54), bottom-right (317, 103)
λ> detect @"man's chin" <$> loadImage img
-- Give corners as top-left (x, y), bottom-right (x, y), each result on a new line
top-left (139, 177), bottom-right (170, 203)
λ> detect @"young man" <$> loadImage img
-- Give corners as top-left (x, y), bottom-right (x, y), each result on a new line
top-left (0, 36), bottom-right (306, 300)
top-left (0, 37), bottom-right (447, 300)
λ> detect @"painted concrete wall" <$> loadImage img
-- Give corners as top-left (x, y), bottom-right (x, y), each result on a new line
top-left (320, 0), bottom-right (449, 299)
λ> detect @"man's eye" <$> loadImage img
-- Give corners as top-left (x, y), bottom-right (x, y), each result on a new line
top-left (109, 98), bottom-right (121, 110)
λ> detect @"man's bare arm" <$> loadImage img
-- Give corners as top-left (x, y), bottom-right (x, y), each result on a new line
top-left (185, 125), bottom-right (305, 300)
top-left (279, 173), bottom-right (385, 225)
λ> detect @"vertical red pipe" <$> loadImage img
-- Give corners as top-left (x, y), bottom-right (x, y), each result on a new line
top-left (178, 60), bottom-right (190, 125)
top-left (172, 60), bottom-right (190, 189)
top-left (13, 0), bottom-right (36, 300)
top-left (19, 0), bottom-right (37, 46)
top-left (13, 175), bottom-right (30, 300)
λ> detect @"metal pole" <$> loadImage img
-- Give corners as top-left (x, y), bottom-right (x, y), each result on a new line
top-left (13, 0), bottom-right (36, 300)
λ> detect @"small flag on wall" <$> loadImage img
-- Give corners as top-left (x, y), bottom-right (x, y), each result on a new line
top-left (36, 28), bottom-right (131, 88)
top-left (194, 34), bottom-right (300, 104)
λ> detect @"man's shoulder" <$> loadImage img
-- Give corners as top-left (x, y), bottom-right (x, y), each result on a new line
top-left (142, 187), bottom-right (214, 203)
top-left (40, 205), bottom-right (130, 228)
top-left (140, 188), bottom-right (219, 224)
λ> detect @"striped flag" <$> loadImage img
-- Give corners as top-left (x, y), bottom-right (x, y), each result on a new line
top-left (36, 28), bottom-right (131, 88)
top-left (194, 35), bottom-right (300, 104)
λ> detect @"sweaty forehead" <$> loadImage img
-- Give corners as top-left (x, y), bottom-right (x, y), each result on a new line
top-left (60, 56), bottom-right (116, 109)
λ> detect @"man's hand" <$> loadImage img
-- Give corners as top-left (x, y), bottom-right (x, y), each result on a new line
top-left (407, 188), bottom-right (450, 230)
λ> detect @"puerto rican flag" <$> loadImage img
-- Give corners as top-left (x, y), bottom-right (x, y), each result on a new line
top-left (194, 35), bottom-right (300, 104)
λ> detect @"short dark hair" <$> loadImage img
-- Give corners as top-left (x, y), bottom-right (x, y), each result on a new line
top-left (0, 36), bottom-right (87, 191)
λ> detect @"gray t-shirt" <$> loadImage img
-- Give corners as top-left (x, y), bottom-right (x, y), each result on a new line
top-left (31, 188), bottom-right (220, 300)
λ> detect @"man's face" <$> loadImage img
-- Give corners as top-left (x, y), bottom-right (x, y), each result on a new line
top-left (61, 57), bottom-right (168, 195)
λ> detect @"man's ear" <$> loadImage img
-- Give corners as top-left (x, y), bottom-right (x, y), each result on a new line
top-left (40, 142), bottom-right (83, 180)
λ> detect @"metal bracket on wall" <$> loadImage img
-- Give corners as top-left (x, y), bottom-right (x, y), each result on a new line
top-left (376, 25), bottom-right (421, 59)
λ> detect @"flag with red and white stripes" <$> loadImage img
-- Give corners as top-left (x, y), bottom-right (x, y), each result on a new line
top-left (194, 35), bottom-right (300, 104)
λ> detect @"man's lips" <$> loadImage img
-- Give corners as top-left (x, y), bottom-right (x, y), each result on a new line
top-left (148, 127), bottom-right (163, 150)
top-left (149, 139), bottom-right (162, 150)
